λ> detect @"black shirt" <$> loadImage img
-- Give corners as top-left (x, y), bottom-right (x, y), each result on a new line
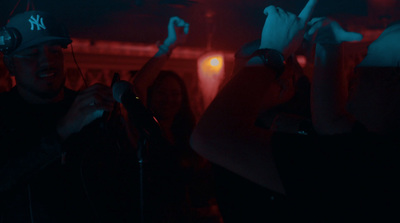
top-left (272, 126), bottom-right (400, 222)
top-left (0, 87), bottom-right (135, 223)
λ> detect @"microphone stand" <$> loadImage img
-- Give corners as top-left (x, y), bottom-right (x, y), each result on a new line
top-left (113, 80), bottom-right (163, 223)
top-left (136, 129), bottom-right (149, 223)
top-left (136, 125), bottom-right (165, 223)
top-left (136, 128), bottom-right (165, 223)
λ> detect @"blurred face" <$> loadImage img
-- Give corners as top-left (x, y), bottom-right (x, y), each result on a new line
top-left (347, 67), bottom-right (400, 133)
top-left (150, 76), bottom-right (183, 120)
top-left (10, 42), bottom-right (66, 101)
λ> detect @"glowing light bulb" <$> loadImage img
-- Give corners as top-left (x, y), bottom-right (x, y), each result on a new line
top-left (210, 58), bottom-right (220, 67)
top-left (198, 52), bottom-right (224, 77)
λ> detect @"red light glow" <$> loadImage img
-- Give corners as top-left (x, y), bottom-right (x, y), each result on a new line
top-left (296, 55), bottom-right (307, 68)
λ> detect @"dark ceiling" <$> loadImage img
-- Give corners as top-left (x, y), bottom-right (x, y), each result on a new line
top-left (1, 0), bottom-right (399, 52)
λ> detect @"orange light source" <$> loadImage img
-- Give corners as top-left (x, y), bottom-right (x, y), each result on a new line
top-left (210, 58), bottom-right (220, 67)
top-left (197, 52), bottom-right (225, 110)
top-left (198, 53), bottom-right (224, 77)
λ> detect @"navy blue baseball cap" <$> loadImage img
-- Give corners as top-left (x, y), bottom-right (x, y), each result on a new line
top-left (4, 10), bottom-right (72, 54)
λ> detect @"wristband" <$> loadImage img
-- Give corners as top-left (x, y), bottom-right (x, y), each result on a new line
top-left (252, 49), bottom-right (285, 78)
top-left (156, 41), bottom-right (172, 56)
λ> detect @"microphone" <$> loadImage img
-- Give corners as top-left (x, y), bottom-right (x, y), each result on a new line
top-left (112, 80), bottom-right (162, 138)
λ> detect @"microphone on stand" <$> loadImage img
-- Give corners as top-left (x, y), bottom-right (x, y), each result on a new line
top-left (113, 80), bottom-right (157, 223)
top-left (112, 80), bottom-right (162, 139)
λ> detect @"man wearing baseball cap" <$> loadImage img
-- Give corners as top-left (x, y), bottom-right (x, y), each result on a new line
top-left (0, 11), bottom-right (134, 222)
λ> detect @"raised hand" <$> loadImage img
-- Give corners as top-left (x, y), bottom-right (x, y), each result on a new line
top-left (305, 17), bottom-right (363, 45)
top-left (163, 16), bottom-right (190, 49)
top-left (260, 0), bottom-right (318, 57)
top-left (57, 84), bottom-right (115, 140)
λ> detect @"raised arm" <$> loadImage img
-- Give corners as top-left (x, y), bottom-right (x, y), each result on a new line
top-left (132, 16), bottom-right (189, 105)
top-left (191, 0), bottom-right (318, 193)
top-left (307, 18), bottom-right (363, 134)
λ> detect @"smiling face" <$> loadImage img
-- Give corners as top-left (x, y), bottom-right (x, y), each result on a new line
top-left (8, 42), bottom-right (66, 102)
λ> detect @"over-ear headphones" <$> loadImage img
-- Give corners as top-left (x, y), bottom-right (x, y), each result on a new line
top-left (0, 27), bottom-right (22, 55)
top-left (0, 11), bottom-right (72, 56)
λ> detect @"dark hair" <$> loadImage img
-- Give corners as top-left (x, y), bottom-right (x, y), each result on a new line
top-left (234, 39), bottom-right (311, 117)
top-left (276, 55), bottom-right (312, 118)
top-left (232, 39), bottom-right (261, 75)
top-left (147, 70), bottom-right (196, 146)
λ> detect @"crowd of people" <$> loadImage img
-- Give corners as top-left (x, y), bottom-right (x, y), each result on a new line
top-left (1, 0), bottom-right (399, 222)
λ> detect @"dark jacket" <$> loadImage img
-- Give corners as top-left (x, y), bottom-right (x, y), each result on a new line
top-left (0, 87), bottom-right (135, 223)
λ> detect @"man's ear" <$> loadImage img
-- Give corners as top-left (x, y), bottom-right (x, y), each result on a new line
top-left (2, 55), bottom-right (15, 76)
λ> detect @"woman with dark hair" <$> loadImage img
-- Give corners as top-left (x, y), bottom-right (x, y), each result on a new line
top-left (141, 70), bottom-right (202, 223)
top-left (130, 17), bottom-right (218, 222)
top-left (146, 70), bottom-right (196, 147)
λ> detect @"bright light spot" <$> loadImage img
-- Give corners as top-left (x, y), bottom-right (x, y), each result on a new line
top-left (210, 58), bottom-right (220, 67)
top-left (197, 52), bottom-right (226, 110)
top-left (198, 53), bottom-right (224, 77)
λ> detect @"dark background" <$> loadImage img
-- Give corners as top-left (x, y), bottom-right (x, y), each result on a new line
top-left (2, 0), bottom-right (398, 52)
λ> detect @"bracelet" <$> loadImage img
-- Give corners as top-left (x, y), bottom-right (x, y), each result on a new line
top-left (252, 49), bottom-right (285, 78)
top-left (158, 44), bottom-right (170, 53)
top-left (156, 41), bottom-right (172, 56)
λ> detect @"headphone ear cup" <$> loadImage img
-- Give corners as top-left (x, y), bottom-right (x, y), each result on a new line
top-left (0, 27), bottom-right (21, 54)
top-left (3, 55), bottom-right (16, 76)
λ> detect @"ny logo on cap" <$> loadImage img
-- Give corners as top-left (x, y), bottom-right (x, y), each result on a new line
top-left (28, 15), bottom-right (46, 31)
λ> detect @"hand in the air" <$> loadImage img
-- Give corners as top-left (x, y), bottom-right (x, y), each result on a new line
top-left (57, 84), bottom-right (115, 140)
top-left (260, 0), bottom-right (318, 58)
top-left (304, 17), bottom-right (363, 45)
top-left (163, 16), bottom-right (190, 48)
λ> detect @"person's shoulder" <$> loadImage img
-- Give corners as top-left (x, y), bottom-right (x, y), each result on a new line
top-left (0, 88), bottom-right (19, 119)
top-left (0, 91), bottom-right (8, 102)
top-left (64, 87), bottom-right (78, 96)
top-left (63, 87), bottom-right (79, 101)
top-left (0, 88), bottom-right (18, 104)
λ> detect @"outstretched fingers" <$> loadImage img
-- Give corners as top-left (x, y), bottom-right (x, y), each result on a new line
top-left (298, 0), bottom-right (318, 24)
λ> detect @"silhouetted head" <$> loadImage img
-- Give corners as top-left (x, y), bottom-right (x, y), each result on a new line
top-left (147, 70), bottom-right (192, 121)
top-left (234, 39), bottom-right (310, 115)
top-left (347, 21), bottom-right (400, 134)
top-left (147, 70), bottom-right (196, 144)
